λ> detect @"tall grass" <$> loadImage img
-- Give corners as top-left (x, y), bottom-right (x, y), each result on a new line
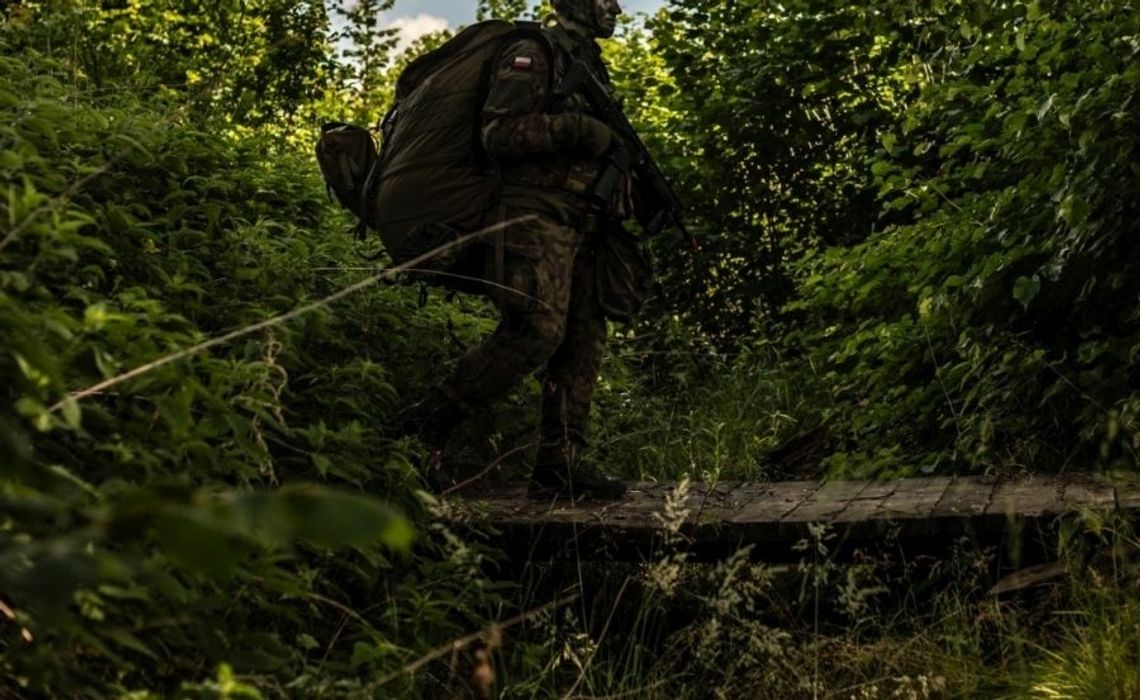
top-left (475, 510), bottom-right (1140, 699)
top-left (593, 343), bottom-right (824, 482)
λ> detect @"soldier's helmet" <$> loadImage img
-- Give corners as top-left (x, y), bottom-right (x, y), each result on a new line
top-left (552, 0), bottom-right (619, 38)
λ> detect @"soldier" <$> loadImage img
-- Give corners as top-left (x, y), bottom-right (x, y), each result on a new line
top-left (394, 0), bottom-right (635, 501)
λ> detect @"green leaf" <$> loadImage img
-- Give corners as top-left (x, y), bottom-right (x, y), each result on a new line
top-left (350, 641), bottom-right (383, 669)
top-left (349, 639), bottom-right (401, 669)
top-left (59, 396), bottom-right (81, 430)
top-left (310, 453), bottom-right (332, 477)
top-left (1012, 276), bottom-right (1041, 309)
top-left (105, 629), bottom-right (158, 659)
top-left (15, 397), bottom-right (53, 432)
top-left (277, 486), bottom-right (413, 551)
top-left (153, 510), bottom-right (242, 579)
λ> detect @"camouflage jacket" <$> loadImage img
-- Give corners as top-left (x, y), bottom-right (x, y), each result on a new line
top-left (481, 18), bottom-right (622, 224)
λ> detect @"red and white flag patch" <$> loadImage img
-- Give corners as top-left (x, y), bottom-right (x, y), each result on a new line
top-left (511, 56), bottom-right (534, 71)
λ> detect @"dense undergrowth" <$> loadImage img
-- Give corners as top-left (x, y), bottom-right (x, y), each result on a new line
top-left (0, 38), bottom-right (486, 696)
top-left (3, 0), bottom-right (1140, 697)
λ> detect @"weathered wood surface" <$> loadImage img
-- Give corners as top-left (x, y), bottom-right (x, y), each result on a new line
top-left (451, 474), bottom-right (1140, 562)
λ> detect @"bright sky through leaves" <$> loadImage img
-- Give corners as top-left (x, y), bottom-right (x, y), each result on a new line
top-left (373, 0), bottom-right (664, 50)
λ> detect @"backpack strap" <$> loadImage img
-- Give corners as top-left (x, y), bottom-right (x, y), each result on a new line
top-left (481, 21), bottom-right (559, 290)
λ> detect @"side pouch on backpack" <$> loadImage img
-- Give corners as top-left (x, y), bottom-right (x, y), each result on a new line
top-left (596, 223), bottom-right (655, 323)
top-left (314, 122), bottom-right (378, 224)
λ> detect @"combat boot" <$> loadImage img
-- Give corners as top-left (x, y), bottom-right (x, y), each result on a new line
top-left (528, 438), bottom-right (627, 501)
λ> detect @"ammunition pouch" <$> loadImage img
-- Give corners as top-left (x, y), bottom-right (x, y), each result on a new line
top-left (595, 222), bottom-right (654, 323)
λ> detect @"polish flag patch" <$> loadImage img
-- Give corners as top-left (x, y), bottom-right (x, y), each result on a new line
top-left (511, 56), bottom-right (534, 71)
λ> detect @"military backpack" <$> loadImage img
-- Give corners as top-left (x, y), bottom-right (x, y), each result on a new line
top-left (314, 122), bottom-right (378, 226)
top-left (315, 20), bottom-right (553, 285)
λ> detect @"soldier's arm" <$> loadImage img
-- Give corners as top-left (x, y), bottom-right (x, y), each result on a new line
top-left (481, 38), bottom-right (615, 159)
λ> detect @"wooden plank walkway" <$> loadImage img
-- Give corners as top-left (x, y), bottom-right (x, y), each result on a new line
top-left (450, 475), bottom-right (1140, 562)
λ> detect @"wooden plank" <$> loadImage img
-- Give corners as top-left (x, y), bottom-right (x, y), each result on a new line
top-left (454, 474), bottom-right (1134, 562)
top-left (778, 480), bottom-right (872, 544)
top-left (729, 481), bottom-right (821, 523)
top-left (1109, 474), bottom-right (1140, 512)
top-left (980, 476), bottom-right (1066, 562)
top-left (504, 501), bottom-right (602, 526)
top-left (595, 481), bottom-right (750, 532)
top-left (782, 480), bottom-right (870, 523)
top-left (688, 482), bottom-right (777, 532)
top-left (683, 482), bottom-right (777, 550)
top-left (985, 475), bottom-right (1065, 518)
top-left (728, 480), bottom-right (820, 542)
top-left (832, 481), bottom-right (902, 523)
top-left (688, 481), bottom-right (762, 519)
top-left (1061, 478), bottom-right (1116, 513)
top-left (597, 482), bottom-right (684, 524)
top-left (864, 477), bottom-right (954, 537)
top-left (922, 475), bottom-right (1000, 538)
top-left (1117, 490), bottom-right (1140, 512)
top-left (875, 477), bottom-right (954, 520)
top-left (791, 480), bottom-right (868, 521)
top-left (930, 476), bottom-right (997, 519)
top-left (729, 485), bottom-right (820, 524)
top-left (824, 481), bottom-right (902, 543)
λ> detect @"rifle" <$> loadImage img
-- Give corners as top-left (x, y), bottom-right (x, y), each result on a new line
top-left (559, 59), bottom-right (698, 251)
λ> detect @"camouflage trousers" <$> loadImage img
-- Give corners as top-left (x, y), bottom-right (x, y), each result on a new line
top-left (441, 209), bottom-right (606, 445)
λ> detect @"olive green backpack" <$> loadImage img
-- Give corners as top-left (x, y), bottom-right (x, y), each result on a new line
top-left (314, 122), bottom-right (377, 227)
top-left (316, 20), bottom-right (553, 286)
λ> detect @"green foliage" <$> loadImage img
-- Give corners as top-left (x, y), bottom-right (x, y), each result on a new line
top-left (642, 0), bottom-right (911, 341)
top-left (784, 0), bottom-right (1140, 475)
top-left (6, 0), bottom-right (1140, 695)
top-left (477, 0), bottom-right (542, 20)
top-left (1022, 591), bottom-right (1140, 699)
top-left (331, 0), bottom-right (398, 111)
top-left (0, 23), bottom-right (499, 696)
top-left (607, 0), bottom-right (1140, 477)
top-left (6, 0), bottom-right (338, 128)
top-left (594, 341), bottom-right (816, 482)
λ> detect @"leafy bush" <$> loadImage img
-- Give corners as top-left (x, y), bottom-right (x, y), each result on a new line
top-left (6, 0), bottom-right (1140, 696)
top-left (0, 34), bottom-right (496, 696)
top-left (788, 0), bottom-right (1140, 475)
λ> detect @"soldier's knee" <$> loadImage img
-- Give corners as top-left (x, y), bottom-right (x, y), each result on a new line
top-left (516, 312), bottom-right (567, 366)
top-left (533, 318), bottom-right (568, 362)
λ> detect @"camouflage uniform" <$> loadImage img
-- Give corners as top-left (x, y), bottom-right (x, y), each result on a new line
top-left (449, 20), bottom-right (618, 446)
top-left (399, 10), bottom-right (633, 498)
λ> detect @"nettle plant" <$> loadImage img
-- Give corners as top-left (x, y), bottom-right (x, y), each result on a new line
top-left (790, 0), bottom-right (1140, 475)
top-left (0, 35), bottom-right (501, 694)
